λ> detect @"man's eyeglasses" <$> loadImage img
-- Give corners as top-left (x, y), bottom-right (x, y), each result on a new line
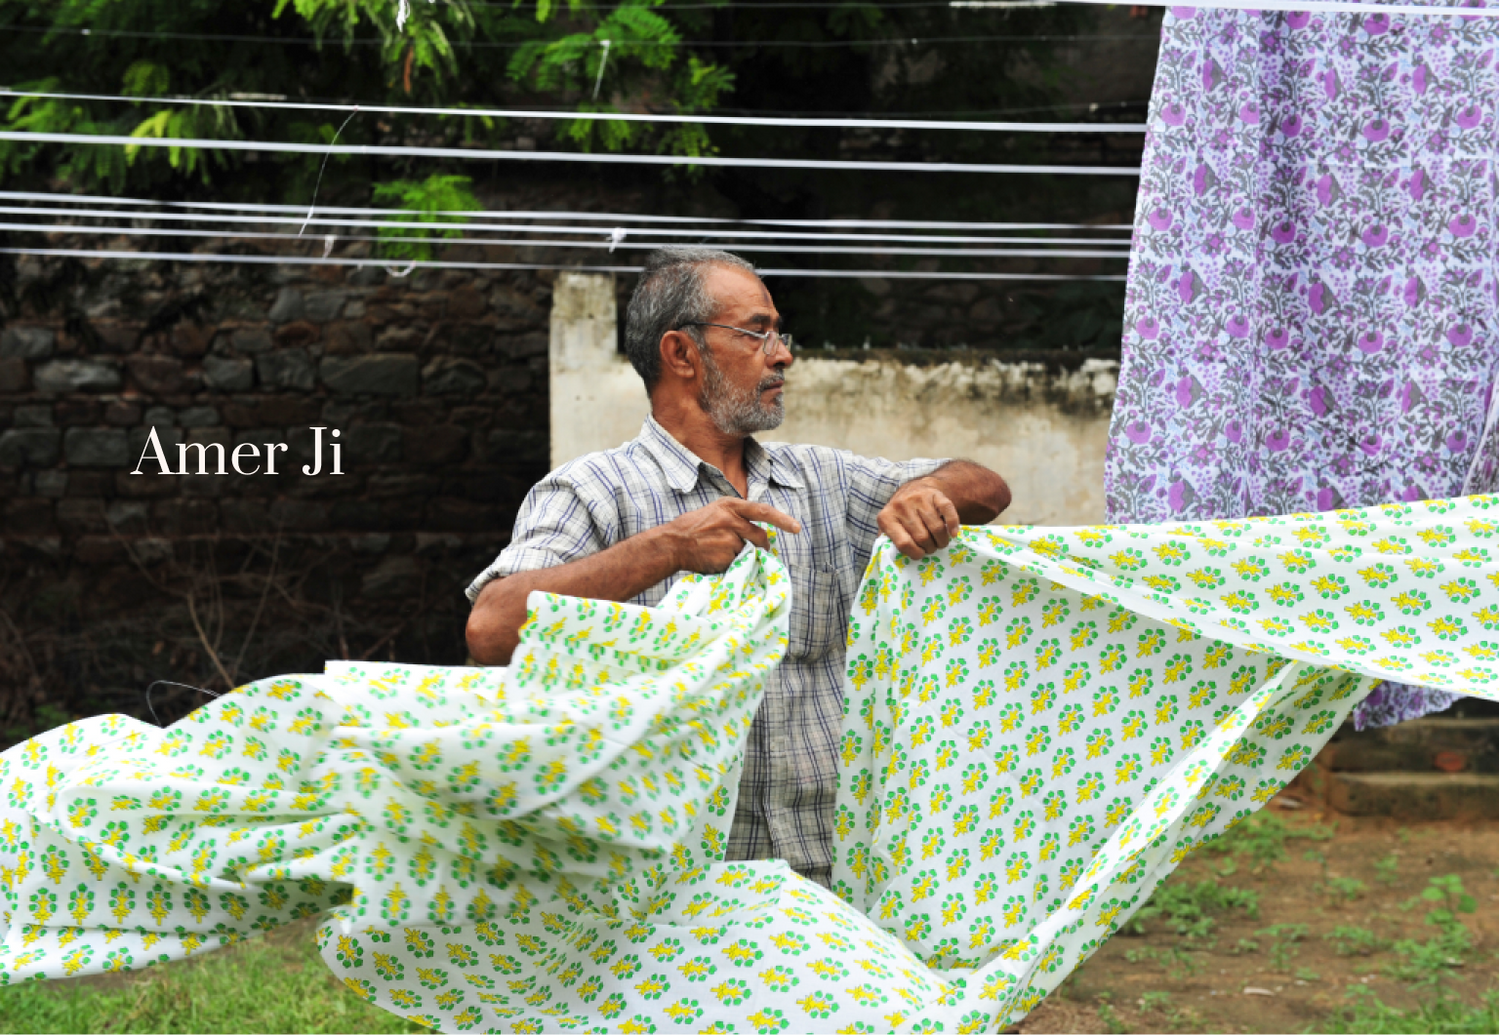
top-left (679, 322), bottom-right (794, 355)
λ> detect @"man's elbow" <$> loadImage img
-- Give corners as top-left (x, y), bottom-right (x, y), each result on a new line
top-left (465, 585), bottom-right (516, 666)
top-left (990, 474), bottom-right (1012, 519)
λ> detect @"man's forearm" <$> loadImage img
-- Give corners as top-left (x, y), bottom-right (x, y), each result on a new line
top-left (923, 460), bottom-right (1012, 523)
top-left (466, 529), bottom-right (679, 666)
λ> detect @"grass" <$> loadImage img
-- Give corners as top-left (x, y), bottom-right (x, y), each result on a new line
top-left (1051, 811), bottom-right (1497, 1035)
top-left (0, 923), bottom-right (424, 1034)
top-left (1314, 987), bottom-right (1499, 1035)
top-left (1206, 813), bottom-right (1336, 874)
top-left (1324, 924), bottom-right (1387, 957)
top-left (1127, 879), bottom-right (1260, 940)
top-left (1255, 922), bottom-right (1310, 972)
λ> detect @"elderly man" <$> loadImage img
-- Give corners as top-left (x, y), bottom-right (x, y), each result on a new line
top-left (466, 247), bottom-right (1011, 887)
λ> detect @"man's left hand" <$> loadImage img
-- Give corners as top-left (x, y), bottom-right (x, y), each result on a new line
top-left (878, 478), bottom-right (961, 560)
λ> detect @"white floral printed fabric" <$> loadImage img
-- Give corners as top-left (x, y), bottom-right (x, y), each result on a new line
top-left (1, 498), bottom-right (1496, 1035)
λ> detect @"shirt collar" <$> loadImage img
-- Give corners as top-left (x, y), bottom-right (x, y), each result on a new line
top-left (640, 414), bottom-right (805, 494)
top-left (747, 436), bottom-right (805, 491)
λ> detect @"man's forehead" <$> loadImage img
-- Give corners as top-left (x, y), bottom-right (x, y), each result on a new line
top-left (708, 265), bottom-right (776, 314)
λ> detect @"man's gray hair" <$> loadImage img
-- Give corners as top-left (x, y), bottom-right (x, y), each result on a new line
top-left (624, 247), bottom-right (757, 390)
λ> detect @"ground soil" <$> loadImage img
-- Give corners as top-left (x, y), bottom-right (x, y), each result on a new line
top-left (1016, 796), bottom-right (1499, 1035)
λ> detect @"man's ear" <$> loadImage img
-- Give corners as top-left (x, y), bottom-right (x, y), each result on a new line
top-left (659, 330), bottom-right (701, 383)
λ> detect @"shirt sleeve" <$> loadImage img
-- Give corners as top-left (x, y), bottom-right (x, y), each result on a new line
top-left (842, 452), bottom-right (950, 571)
top-left (465, 472), bottom-right (616, 603)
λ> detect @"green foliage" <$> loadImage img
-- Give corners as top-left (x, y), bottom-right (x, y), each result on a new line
top-left (0, 0), bottom-right (1116, 199)
top-left (1314, 987), bottom-right (1498, 1035)
top-left (121, 60), bottom-right (171, 98)
top-left (0, 0), bottom-right (1140, 351)
top-left (1123, 944), bottom-right (1205, 980)
top-left (371, 173), bottom-right (482, 259)
top-left (1138, 990), bottom-right (1172, 1013)
top-left (1325, 924), bottom-right (1388, 957)
top-left (1382, 876), bottom-right (1480, 990)
top-left (0, 924), bottom-right (425, 1034)
top-left (1417, 873), bottom-right (1479, 925)
top-left (1206, 813), bottom-right (1335, 873)
top-left (1255, 922), bottom-right (1310, 972)
top-left (1323, 875), bottom-right (1368, 904)
top-left (0, 0), bottom-right (735, 196)
top-left (1385, 928), bottom-right (1474, 988)
top-left (127, 105), bottom-right (242, 181)
top-left (1127, 878), bottom-right (1260, 940)
top-left (1374, 853), bottom-right (1401, 886)
top-left (1095, 1000), bottom-right (1128, 1035)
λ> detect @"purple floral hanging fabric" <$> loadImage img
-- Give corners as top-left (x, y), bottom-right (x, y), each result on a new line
top-left (1108, 1), bottom-right (1498, 728)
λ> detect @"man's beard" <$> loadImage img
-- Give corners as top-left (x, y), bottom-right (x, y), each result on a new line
top-left (699, 349), bottom-right (785, 434)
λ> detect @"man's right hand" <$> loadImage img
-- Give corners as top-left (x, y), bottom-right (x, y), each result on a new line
top-left (467, 497), bottom-right (801, 665)
top-left (657, 498), bottom-right (802, 574)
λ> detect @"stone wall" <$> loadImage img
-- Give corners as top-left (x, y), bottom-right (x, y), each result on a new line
top-left (1, 251), bottom-right (1123, 740)
top-left (0, 251), bottom-right (554, 736)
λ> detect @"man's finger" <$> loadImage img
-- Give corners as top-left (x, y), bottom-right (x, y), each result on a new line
top-left (938, 495), bottom-right (961, 537)
top-left (921, 505), bottom-right (952, 550)
top-left (902, 513), bottom-right (938, 555)
top-left (880, 516), bottom-right (922, 560)
top-left (735, 518), bottom-right (772, 552)
top-left (732, 499), bottom-right (802, 535)
top-left (891, 532), bottom-right (924, 561)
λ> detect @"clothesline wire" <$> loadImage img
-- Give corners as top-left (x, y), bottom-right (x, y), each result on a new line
top-left (0, 131), bottom-right (1143, 176)
top-left (455, 0), bottom-right (1056, 8)
top-left (988, 0), bottom-right (1497, 14)
top-left (651, 98), bottom-right (1151, 117)
top-left (0, 89), bottom-right (1148, 135)
top-left (177, 95), bottom-right (1151, 120)
top-left (0, 221), bottom-right (1133, 259)
top-left (2, 23), bottom-right (1164, 48)
top-left (0, 204), bottom-right (1133, 244)
top-left (0, 192), bottom-right (1134, 231)
top-left (0, 246), bottom-right (1130, 281)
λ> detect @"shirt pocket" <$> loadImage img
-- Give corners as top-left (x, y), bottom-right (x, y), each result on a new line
top-left (786, 562), bottom-right (845, 661)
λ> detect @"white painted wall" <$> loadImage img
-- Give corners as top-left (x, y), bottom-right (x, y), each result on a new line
top-left (548, 273), bottom-right (1116, 527)
top-left (548, 272), bottom-right (650, 465)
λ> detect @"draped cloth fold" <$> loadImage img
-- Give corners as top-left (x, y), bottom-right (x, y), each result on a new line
top-left (3, 499), bottom-right (1496, 1033)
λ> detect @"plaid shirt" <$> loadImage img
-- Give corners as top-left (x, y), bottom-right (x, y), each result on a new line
top-left (467, 415), bottom-right (945, 884)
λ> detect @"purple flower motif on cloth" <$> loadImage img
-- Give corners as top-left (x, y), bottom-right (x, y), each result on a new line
top-left (1107, 5), bottom-right (1497, 730)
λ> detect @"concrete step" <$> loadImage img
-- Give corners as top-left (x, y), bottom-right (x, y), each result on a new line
top-left (1319, 717), bottom-right (1497, 775)
top-left (1325, 771), bottom-right (1499, 822)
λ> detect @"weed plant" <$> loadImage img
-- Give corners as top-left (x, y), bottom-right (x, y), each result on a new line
top-left (1315, 987), bottom-right (1498, 1035)
top-left (1205, 814), bottom-right (1335, 873)
top-left (0, 926), bottom-right (423, 1034)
